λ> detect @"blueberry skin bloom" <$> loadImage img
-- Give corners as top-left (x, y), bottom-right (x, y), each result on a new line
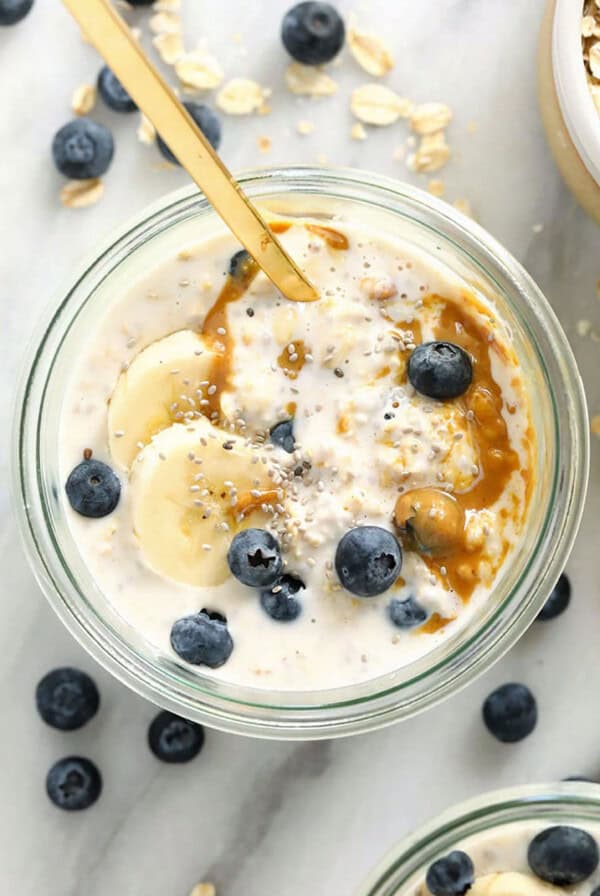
top-left (270, 419), bottom-right (296, 454)
top-left (335, 526), bottom-right (402, 597)
top-left (482, 682), bottom-right (537, 743)
top-left (0, 0), bottom-right (34, 25)
top-left (281, 2), bottom-right (345, 65)
top-left (65, 459), bottom-right (121, 518)
top-left (408, 341), bottom-right (473, 400)
top-left (36, 667), bottom-right (100, 731)
top-left (426, 851), bottom-right (474, 896)
top-left (170, 611), bottom-right (233, 668)
top-left (528, 826), bottom-right (599, 886)
top-left (537, 573), bottom-right (571, 621)
top-left (388, 595), bottom-right (428, 629)
top-left (46, 757), bottom-right (102, 811)
top-left (157, 102), bottom-right (221, 163)
top-left (260, 575), bottom-right (305, 621)
top-left (148, 711), bottom-right (205, 763)
top-left (227, 529), bottom-right (283, 588)
top-left (97, 66), bottom-right (137, 113)
top-left (52, 119), bottom-right (115, 179)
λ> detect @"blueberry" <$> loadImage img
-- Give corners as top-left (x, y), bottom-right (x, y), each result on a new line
top-left (36, 667), bottom-right (99, 731)
top-left (0, 0), bottom-right (33, 25)
top-left (229, 249), bottom-right (251, 278)
top-left (97, 66), bottom-right (137, 113)
top-left (426, 851), bottom-right (474, 896)
top-left (270, 420), bottom-right (295, 454)
top-left (281, 2), bottom-right (345, 65)
top-left (148, 710), bottom-right (205, 763)
top-left (388, 595), bottom-right (428, 629)
top-left (52, 119), bottom-right (115, 180)
top-left (171, 611), bottom-right (233, 667)
top-left (564, 776), bottom-right (595, 783)
top-left (538, 573), bottom-right (571, 621)
top-left (227, 529), bottom-right (283, 588)
top-left (127, 0), bottom-right (153, 4)
top-left (335, 526), bottom-right (402, 597)
top-left (408, 342), bottom-right (473, 401)
top-left (157, 102), bottom-right (221, 163)
top-left (482, 682), bottom-right (537, 743)
top-left (65, 459), bottom-right (120, 518)
top-left (528, 826), bottom-right (599, 885)
top-left (46, 757), bottom-right (102, 811)
top-left (261, 575), bottom-right (304, 621)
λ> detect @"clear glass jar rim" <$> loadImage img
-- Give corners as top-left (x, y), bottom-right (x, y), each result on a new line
top-left (356, 782), bottom-right (600, 896)
top-left (13, 166), bottom-right (590, 739)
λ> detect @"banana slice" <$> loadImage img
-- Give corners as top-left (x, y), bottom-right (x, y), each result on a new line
top-left (470, 872), bottom-right (562, 896)
top-left (108, 330), bottom-right (218, 470)
top-left (130, 417), bottom-right (280, 587)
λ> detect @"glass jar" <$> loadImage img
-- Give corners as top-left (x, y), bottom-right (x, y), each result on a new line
top-left (14, 167), bottom-right (588, 739)
top-left (538, 0), bottom-right (600, 222)
top-left (356, 783), bottom-right (600, 896)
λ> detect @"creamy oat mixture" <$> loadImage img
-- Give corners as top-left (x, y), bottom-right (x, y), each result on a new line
top-left (59, 217), bottom-right (533, 691)
top-left (406, 821), bottom-right (600, 896)
top-left (582, 1), bottom-right (600, 116)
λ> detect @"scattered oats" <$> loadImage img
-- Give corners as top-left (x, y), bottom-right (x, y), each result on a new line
top-left (296, 119), bottom-right (315, 135)
top-left (149, 12), bottom-right (181, 37)
top-left (453, 198), bottom-right (475, 219)
top-left (257, 135), bottom-right (272, 153)
top-left (577, 318), bottom-right (592, 337)
top-left (410, 102), bottom-right (452, 136)
top-left (72, 83), bottom-right (96, 116)
top-left (591, 414), bottom-right (600, 436)
top-left (153, 31), bottom-right (185, 65)
top-left (590, 41), bottom-right (600, 78)
top-left (137, 113), bottom-right (156, 145)
top-left (428, 179), bottom-right (445, 198)
top-left (285, 62), bottom-right (338, 96)
top-left (351, 121), bottom-right (367, 141)
top-left (317, 153), bottom-right (329, 164)
top-left (176, 50), bottom-right (224, 90)
top-left (348, 20), bottom-right (395, 77)
top-left (217, 78), bottom-right (267, 115)
top-left (467, 120), bottom-right (478, 134)
top-left (351, 83), bottom-right (412, 126)
top-left (393, 144), bottom-right (406, 161)
top-left (409, 131), bottom-right (451, 173)
top-left (60, 178), bottom-right (104, 209)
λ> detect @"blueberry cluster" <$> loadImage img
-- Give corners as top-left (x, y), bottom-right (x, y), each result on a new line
top-left (425, 824), bottom-right (599, 896)
top-left (44, 3), bottom-right (349, 188)
top-left (37, 667), bottom-right (206, 811)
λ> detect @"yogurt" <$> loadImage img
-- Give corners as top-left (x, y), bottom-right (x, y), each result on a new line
top-left (59, 216), bottom-right (534, 691)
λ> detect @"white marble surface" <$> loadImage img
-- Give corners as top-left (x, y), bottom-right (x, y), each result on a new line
top-left (2, 1), bottom-right (600, 894)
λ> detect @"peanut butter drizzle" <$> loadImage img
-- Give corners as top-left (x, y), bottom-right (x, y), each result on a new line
top-left (269, 221), bottom-right (292, 234)
top-left (419, 613), bottom-right (453, 635)
top-left (305, 224), bottom-right (349, 251)
top-left (234, 489), bottom-right (280, 517)
top-left (200, 254), bottom-right (259, 418)
top-left (399, 294), bottom-right (531, 612)
top-left (277, 339), bottom-right (309, 379)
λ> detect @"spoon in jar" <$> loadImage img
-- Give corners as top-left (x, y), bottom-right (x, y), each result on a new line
top-left (62, 0), bottom-right (319, 304)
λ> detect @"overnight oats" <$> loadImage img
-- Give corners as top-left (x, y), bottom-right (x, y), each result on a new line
top-left (16, 171), bottom-right (587, 734)
top-left (59, 214), bottom-right (534, 691)
top-left (357, 786), bottom-right (600, 896)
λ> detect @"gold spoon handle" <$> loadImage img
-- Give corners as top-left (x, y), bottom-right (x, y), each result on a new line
top-left (62, 0), bottom-right (319, 303)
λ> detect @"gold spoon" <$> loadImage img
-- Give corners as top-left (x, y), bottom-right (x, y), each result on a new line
top-left (62, 0), bottom-right (319, 304)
